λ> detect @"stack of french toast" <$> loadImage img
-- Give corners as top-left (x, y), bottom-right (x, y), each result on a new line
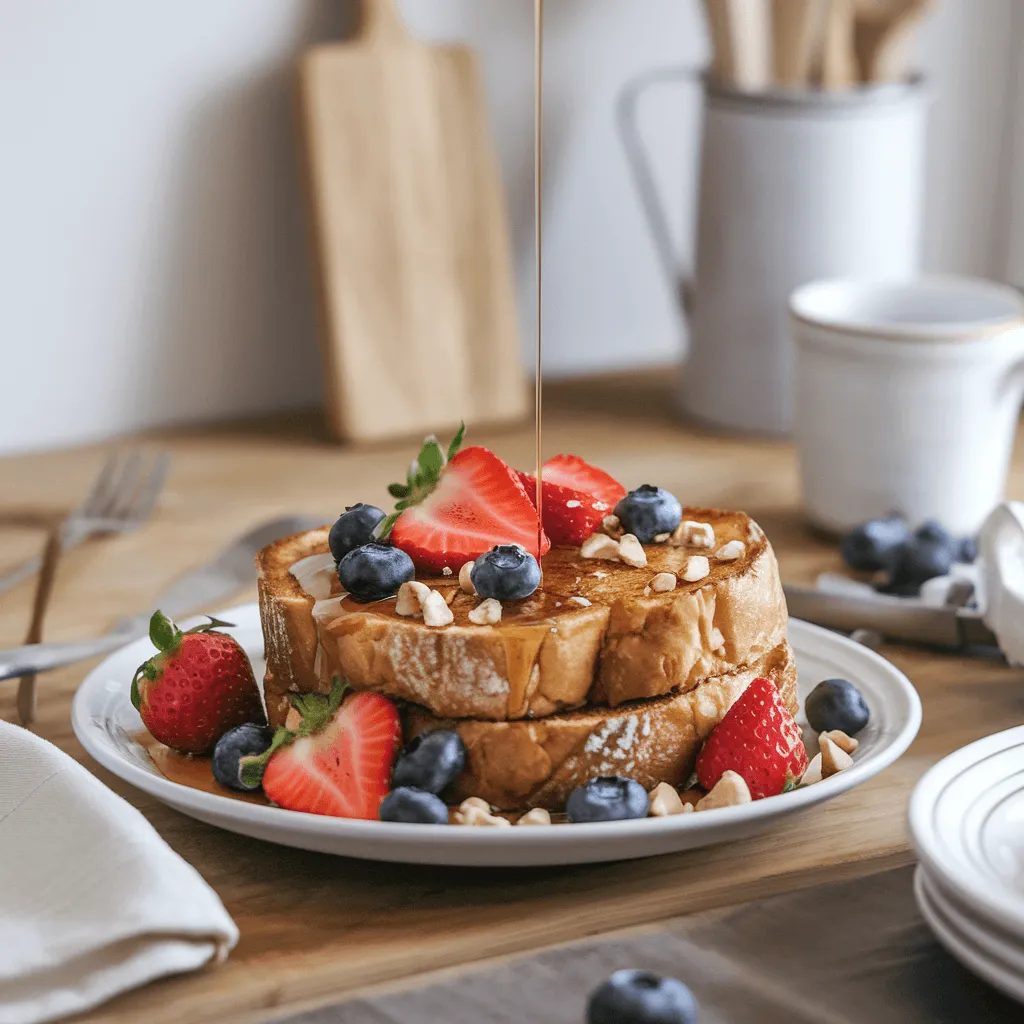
top-left (256, 431), bottom-right (794, 813)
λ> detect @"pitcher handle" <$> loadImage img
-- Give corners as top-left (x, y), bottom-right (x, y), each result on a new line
top-left (616, 66), bottom-right (703, 315)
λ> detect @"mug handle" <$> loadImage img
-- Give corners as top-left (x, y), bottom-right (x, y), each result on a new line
top-left (616, 66), bottom-right (703, 317)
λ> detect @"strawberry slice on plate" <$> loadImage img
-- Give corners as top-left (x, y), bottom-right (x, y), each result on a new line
top-left (387, 440), bottom-right (549, 575)
top-left (251, 683), bottom-right (401, 819)
top-left (518, 455), bottom-right (627, 547)
top-left (695, 677), bottom-right (808, 799)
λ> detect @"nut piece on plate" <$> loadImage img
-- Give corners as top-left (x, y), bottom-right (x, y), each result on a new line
top-left (618, 534), bottom-right (648, 568)
top-left (800, 753), bottom-right (823, 787)
top-left (422, 589), bottom-right (455, 628)
top-left (395, 580), bottom-right (431, 617)
top-left (454, 797), bottom-right (510, 827)
top-left (648, 781), bottom-right (691, 817)
top-left (468, 597), bottom-right (502, 626)
top-left (820, 734), bottom-right (854, 777)
top-left (675, 520), bottom-right (715, 549)
top-left (650, 571), bottom-right (677, 593)
top-left (820, 729), bottom-right (859, 754)
top-left (715, 540), bottom-right (746, 561)
top-left (602, 514), bottom-right (624, 538)
top-left (696, 770), bottom-right (752, 811)
top-left (459, 560), bottom-right (476, 594)
top-left (516, 808), bottom-right (552, 826)
top-left (581, 533), bottom-right (622, 561)
top-left (682, 556), bottom-right (710, 582)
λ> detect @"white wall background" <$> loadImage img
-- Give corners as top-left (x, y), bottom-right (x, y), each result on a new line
top-left (0, 0), bottom-right (1020, 454)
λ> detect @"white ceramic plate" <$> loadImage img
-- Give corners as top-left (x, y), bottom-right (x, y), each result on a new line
top-left (914, 867), bottom-right (1024, 1004)
top-left (72, 605), bottom-right (921, 867)
top-left (909, 726), bottom-right (1024, 941)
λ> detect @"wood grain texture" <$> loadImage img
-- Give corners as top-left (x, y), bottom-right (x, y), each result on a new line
top-left (853, 0), bottom-right (933, 83)
top-left (298, 0), bottom-right (526, 444)
top-left (2, 370), bottom-right (1023, 1023)
top-left (771, 0), bottom-right (824, 88)
top-left (820, 0), bottom-right (860, 90)
top-left (703, 0), bottom-right (771, 91)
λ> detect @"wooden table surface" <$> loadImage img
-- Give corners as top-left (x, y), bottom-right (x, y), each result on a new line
top-left (2, 373), bottom-right (1022, 1024)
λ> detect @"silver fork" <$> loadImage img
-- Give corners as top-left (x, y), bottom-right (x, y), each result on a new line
top-left (0, 450), bottom-right (171, 595)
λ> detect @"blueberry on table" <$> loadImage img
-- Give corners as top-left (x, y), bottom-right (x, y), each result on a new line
top-left (884, 522), bottom-right (959, 594)
top-left (338, 543), bottom-right (415, 603)
top-left (566, 777), bottom-right (649, 823)
top-left (588, 969), bottom-right (699, 1024)
top-left (211, 723), bottom-right (274, 791)
top-left (840, 513), bottom-right (910, 572)
top-left (392, 730), bottom-right (466, 794)
top-left (805, 678), bottom-right (870, 736)
top-left (379, 787), bottom-right (449, 824)
top-left (613, 486), bottom-right (683, 543)
top-left (958, 536), bottom-right (978, 563)
top-left (470, 544), bottom-right (541, 601)
top-left (329, 504), bottom-right (387, 563)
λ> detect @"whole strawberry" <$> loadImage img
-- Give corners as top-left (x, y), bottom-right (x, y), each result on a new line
top-left (131, 611), bottom-right (266, 755)
top-left (696, 677), bottom-right (808, 799)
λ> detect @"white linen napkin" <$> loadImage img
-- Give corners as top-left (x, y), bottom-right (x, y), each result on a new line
top-left (0, 721), bottom-right (238, 1024)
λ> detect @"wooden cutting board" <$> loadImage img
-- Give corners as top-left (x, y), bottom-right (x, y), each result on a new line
top-left (298, 0), bottom-right (527, 443)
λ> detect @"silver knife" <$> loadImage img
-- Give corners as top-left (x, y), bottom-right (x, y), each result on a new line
top-left (0, 515), bottom-right (323, 681)
top-left (784, 583), bottom-right (999, 651)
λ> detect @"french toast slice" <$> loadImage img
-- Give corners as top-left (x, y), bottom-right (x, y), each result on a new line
top-left (402, 640), bottom-right (797, 810)
top-left (257, 508), bottom-right (787, 724)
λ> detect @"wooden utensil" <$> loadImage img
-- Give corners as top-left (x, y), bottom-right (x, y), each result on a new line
top-left (854, 0), bottom-right (933, 83)
top-left (704, 0), bottom-right (771, 91)
top-left (771, 0), bottom-right (823, 88)
top-left (820, 0), bottom-right (859, 90)
top-left (298, 0), bottom-right (526, 443)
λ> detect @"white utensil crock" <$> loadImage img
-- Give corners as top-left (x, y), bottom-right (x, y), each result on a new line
top-left (621, 75), bottom-right (930, 435)
top-left (791, 276), bottom-right (1024, 535)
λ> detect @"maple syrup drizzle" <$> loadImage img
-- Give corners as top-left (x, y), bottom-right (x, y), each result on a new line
top-left (534, 0), bottom-right (544, 567)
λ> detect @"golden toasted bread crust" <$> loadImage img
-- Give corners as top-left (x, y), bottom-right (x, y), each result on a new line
top-left (256, 508), bottom-right (787, 724)
top-left (402, 641), bottom-right (797, 810)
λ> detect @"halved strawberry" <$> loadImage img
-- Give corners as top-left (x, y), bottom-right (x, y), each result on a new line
top-left (389, 445), bottom-right (549, 574)
top-left (695, 677), bottom-right (808, 799)
top-left (517, 455), bottom-right (627, 547)
top-left (254, 684), bottom-right (401, 819)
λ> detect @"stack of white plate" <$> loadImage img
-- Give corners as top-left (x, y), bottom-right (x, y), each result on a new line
top-left (909, 726), bottom-right (1024, 1003)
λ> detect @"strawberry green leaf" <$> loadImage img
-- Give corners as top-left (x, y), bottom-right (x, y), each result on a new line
top-left (187, 616), bottom-right (235, 634)
top-left (782, 773), bottom-right (798, 794)
top-left (447, 421), bottom-right (466, 462)
top-left (418, 438), bottom-right (445, 482)
top-left (388, 483), bottom-right (410, 499)
top-left (148, 610), bottom-right (181, 652)
top-left (130, 668), bottom-right (143, 710)
top-left (374, 511), bottom-right (402, 541)
top-left (238, 727), bottom-right (293, 789)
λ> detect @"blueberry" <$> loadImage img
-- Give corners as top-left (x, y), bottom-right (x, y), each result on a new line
top-left (392, 730), bottom-right (466, 794)
top-left (885, 523), bottom-right (958, 594)
top-left (613, 486), bottom-right (683, 544)
top-left (470, 544), bottom-right (541, 601)
top-left (805, 678), bottom-right (870, 736)
top-left (211, 723), bottom-right (274, 791)
top-left (588, 970), bottom-right (698, 1024)
top-left (329, 504), bottom-right (386, 563)
top-left (840, 513), bottom-right (910, 572)
top-left (566, 777), bottom-right (649, 823)
top-left (379, 787), bottom-right (449, 824)
top-left (958, 536), bottom-right (978, 563)
top-left (338, 543), bottom-right (414, 603)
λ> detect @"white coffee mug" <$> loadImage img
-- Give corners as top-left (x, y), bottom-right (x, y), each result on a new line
top-left (791, 276), bottom-right (1024, 535)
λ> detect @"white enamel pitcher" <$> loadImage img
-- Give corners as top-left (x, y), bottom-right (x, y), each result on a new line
top-left (619, 73), bottom-right (931, 435)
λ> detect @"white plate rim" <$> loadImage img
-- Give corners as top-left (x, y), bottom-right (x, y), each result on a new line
top-left (909, 726), bottom-right (1024, 938)
top-left (71, 606), bottom-right (922, 862)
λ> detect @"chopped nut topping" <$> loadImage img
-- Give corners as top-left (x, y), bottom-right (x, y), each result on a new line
top-left (696, 770), bottom-right (752, 811)
top-left (820, 729), bottom-right (859, 754)
top-left (422, 589), bottom-right (455, 627)
top-left (444, 589), bottom-right (457, 606)
top-left (568, 596), bottom-right (592, 607)
top-left (650, 571), bottom-right (677, 593)
top-left (675, 521), bottom-right (715, 549)
top-left (649, 782), bottom-right (687, 817)
top-left (800, 753), bottom-right (823, 787)
top-left (715, 540), bottom-right (746, 561)
top-left (592, 570), bottom-right (608, 579)
top-left (441, 566), bottom-right (453, 577)
top-left (516, 808), bottom-right (552, 826)
top-left (618, 533), bottom-right (648, 568)
top-left (458, 560), bottom-right (476, 595)
top-left (644, 585), bottom-right (652, 596)
top-left (468, 597), bottom-right (502, 625)
top-left (820, 735), bottom-right (854, 777)
top-left (580, 533), bottom-right (622, 561)
top-left (682, 555), bottom-right (710, 582)
top-left (654, 532), bottom-right (671, 543)
top-left (602, 514), bottom-right (622, 535)
top-left (454, 797), bottom-right (510, 827)
top-left (395, 580), bottom-right (430, 617)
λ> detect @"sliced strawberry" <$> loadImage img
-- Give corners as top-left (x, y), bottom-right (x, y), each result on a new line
top-left (517, 455), bottom-right (627, 547)
top-left (695, 677), bottom-right (808, 799)
top-left (262, 689), bottom-right (401, 819)
top-left (390, 446), bottom-right (549, 574)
